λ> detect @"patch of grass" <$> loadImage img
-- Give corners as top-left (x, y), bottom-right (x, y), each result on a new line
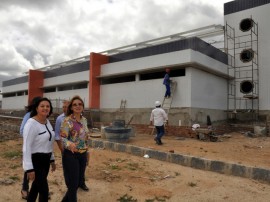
top-left (188, 182), bottom-right (197, 187)
top-left (10, 164), bottom-right (20, 169)
top-left (174, 172), bottom-right (180, 176)
top-left (117, 194), bottom-right (137, 202)
top-left (116, 158), bottom-right (126, 163)
top-left (145, 196), bottom-right (167, 202)
top-left (9, 176), bottom-right (20, 181)
top-left (110, 164), bottom-right (120, 170)
top-left (3, 150), bottom-right (21, 159)
top-left (126, 162), bottom-right (139, 171)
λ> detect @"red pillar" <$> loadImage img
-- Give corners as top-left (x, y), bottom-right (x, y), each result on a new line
top-left (89, 52), bottom-right (109, 108)
top-left (28, 69), bottom-right (44, 104)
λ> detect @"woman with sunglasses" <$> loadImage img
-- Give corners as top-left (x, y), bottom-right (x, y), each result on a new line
top-left (22, 97), bottom-right (56, 202)
top-left (60, 95), bottom-right (90, 202)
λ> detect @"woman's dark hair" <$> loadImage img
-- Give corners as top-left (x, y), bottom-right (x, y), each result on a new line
top-left (26, 96), bottom-right (42, 112)
top-left (67, 95), bottom-right (84, 116)
top-left (30, 97), bottom-right (53, 118)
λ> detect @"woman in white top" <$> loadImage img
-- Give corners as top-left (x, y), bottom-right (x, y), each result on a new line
top-left (23, 97), bottom-right (56, 202)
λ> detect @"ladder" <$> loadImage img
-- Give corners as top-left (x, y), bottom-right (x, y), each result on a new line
top-left (149, 81), bottom-right (177, 135)
top-left (119, 99), bottom-right (126, 112)
top-left (162, 81), bottom-right (177, 114)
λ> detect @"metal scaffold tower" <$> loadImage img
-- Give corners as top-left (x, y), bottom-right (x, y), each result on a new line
top-left (225, 17), bottom-right (259, 121)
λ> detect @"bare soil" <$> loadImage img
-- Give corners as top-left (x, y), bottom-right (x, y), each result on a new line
top-left (0, 127), bottom-right (270, 202)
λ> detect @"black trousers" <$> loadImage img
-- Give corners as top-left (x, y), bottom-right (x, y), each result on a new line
top-left (22, 171), bottom-right (29, 191)
top-left (62, 149), bottom-right (87, 202)
top-left (28, 153), bottom-right (51, 202)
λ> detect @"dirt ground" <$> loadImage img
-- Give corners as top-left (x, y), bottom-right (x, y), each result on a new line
top-left (0, 127), bottom-right (270, 202)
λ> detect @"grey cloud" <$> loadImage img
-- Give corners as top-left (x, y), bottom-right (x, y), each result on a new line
top-left (0, 0), bottom-right (228, 87)
top-left (0, 0), bottom-right (65, 11)
top-left (16, 46), bottom-right (49, 67)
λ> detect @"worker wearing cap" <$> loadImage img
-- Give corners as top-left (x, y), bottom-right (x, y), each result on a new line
top-left (150, 101), bottom-right (168, 145)
top-left (163, 68), bottom-right (171, 98)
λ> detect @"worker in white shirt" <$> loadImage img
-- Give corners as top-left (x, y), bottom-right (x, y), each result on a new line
top-left (150, 101), bottom-right (168, 145)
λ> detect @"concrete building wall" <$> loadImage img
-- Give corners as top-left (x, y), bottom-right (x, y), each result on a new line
top-left (101, 49), bottom-right (228, 77)
top-left (44, 89), bottom-right (88, 107)
top-left (101, 50), bottom-right (191, 76)
top-left (3, 95), bottom-right (28, 110)
top-left (2, 82), bottom-right (28, 94)
top-left (100, 74), bottom-right (191, 109)
top-left (100, 48), bottom-right (227, 110)
top-left (44, 71), bottom-right (89, 87)
top-left (190, 68), bottom-right (227, 110)
top-left (2, 83), bottom-right (28, 109)
top-left (224, 3), bottom-right (270, 110)
top-left (43, 70), bottom-right (89, 106)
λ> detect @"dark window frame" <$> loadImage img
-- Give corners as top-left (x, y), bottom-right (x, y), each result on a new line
top-left (101, 75), bottom-right (135, 85)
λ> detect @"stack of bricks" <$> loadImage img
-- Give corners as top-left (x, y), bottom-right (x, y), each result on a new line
top-left (92, 122), bottom-right (255, 138)
top-left (131, 124), bottom-right (197, 138)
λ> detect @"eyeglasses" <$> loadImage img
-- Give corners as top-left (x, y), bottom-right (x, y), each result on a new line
top-left (72, 103), bottom-right (83, 107)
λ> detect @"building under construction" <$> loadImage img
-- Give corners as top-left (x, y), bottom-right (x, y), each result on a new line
top-left (2, 0), bottom-right (270, 126)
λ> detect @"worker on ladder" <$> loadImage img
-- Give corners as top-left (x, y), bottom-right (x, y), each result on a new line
top-left (149, 101), bottom-right (168, 145)
top-left (163, 68), bottom-right (171, 98)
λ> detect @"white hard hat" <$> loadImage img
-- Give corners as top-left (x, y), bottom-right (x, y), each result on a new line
top-left (155, 101), bottom-right (161, 107)
top-left (192, 124), bottom-right (200, 130)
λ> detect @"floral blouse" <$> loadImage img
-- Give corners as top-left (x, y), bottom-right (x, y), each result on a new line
top-left (60, 114), bottom-right (90, 153)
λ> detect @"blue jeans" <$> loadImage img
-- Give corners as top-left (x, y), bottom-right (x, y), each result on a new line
top-left (165, 84), bottom-right (171, 97)
top-left (155, 125), bottom-right (165, 142)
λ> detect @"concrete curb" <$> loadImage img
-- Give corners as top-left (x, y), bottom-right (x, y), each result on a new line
top-left (89, 139), bottom-right (270, 184)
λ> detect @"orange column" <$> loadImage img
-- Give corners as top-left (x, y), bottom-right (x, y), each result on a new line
top-left (28, 69), bottom-right (44, 104)
top-left (89, 52), bottom-right (109, 108)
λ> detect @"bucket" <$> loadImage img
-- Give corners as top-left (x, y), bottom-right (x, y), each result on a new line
top-left (101, 126), bottom-right (106, 139)
top-left (254, 126), bottom-right (266, 136)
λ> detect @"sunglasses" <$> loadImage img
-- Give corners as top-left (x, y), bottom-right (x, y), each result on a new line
top-left (72, 102), bottom-right (83, 107)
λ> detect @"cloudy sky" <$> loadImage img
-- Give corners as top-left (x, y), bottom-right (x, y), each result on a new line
top-left (0, 0), bottom-right (231, 86)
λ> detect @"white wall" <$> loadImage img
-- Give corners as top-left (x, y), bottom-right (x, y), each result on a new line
top-left (100, 49), bottom-right (228, 110)
top-left (44, 89), bottom-right (89, 107)
top-left (101, 50), bottom-right (191, 76)
top-left (1, 83), bottom-right (28, 109)
top-left (2, 95), bottom-right (28, 110)
top-left (100, 67), bottom-right (227, 110)
top-left (101, 49), bottom-right (227, 78)
top-left (44, 71), bottom-right (89, 106)
top-left (1, 71), bottom-right (89, 110)
top-left (190, 68), bottom-right (227, 110)
top-left (224, 3), bottom-right (270, 110)
top-left (2, 82), bottom-right (28, 93)
top-left (101, 79), bottom-right (165, 109)
top-left (100, 75), bottom-right (191, 109)
top-left (44, 71), bottom-right (89, 86)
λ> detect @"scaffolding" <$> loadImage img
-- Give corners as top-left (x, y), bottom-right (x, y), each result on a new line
top-left (225, 17), bottom-right (259, 121)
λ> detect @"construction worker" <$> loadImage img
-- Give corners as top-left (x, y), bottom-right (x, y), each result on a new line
top-left (150, 101), bottom-right (168, 145)
top-left (163, 68), bottom-right (171, 98)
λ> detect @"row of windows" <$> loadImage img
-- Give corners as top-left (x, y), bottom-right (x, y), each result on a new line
top-left (2, 69), bottom-right (186, 96)
top-left (44, 83), bottom-right (88, 93)
top-left (3, 91), bottom-right (28, 98)
top-left (2, 83), bottom-right (88, 97)
top-left (101, 69), bottom-right (186, 85)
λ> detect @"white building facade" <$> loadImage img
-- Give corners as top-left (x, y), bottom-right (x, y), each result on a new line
top-left (2, 0), bottom-right (270, 125)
